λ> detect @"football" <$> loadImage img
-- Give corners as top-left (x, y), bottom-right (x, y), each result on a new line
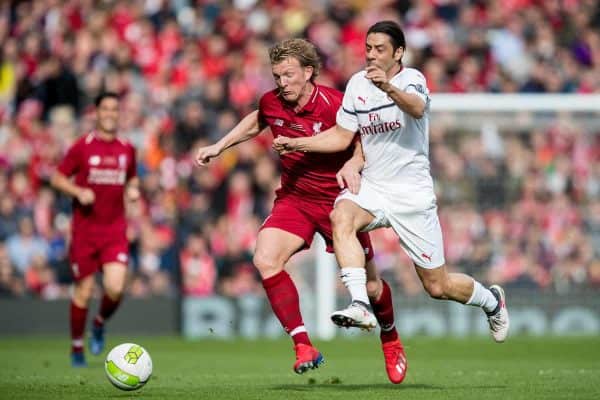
top-left (104, 343), bottom-right (153, 391)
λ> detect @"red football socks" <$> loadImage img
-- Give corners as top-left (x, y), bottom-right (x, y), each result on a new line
top-left (371, 279), bottom-right (399, 343)
top-left (93, 294), bottom-right (122, 328)
top-left (262, 271), bottom-right (312, 346)
top-left (70, 302), bottom-right (87, 352)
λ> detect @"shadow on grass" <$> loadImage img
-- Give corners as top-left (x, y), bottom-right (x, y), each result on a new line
top-left (272, 383), bottom-right (508, 392)
top-left (272, 383), bottom-right (442, 391)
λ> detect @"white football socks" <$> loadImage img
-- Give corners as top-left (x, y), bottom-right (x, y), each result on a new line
top-left (340, 267), bottom-right (370, 305)
top-left (466, 280), bottom-right (499, 314)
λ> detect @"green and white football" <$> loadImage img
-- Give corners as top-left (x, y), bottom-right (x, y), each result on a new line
top-left (104, 343), bottom-right (152, 391)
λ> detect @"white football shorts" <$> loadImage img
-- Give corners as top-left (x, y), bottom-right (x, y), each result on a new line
top-left (335, 178), bottom-right (445, 269)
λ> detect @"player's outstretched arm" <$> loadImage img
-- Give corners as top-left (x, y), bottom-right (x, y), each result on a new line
top-left (272, 124), bottom-right (355, 155)
top-left (366, 65), bottom-right (426, 119)
top-left (195, 110), bottom-right (261, 166)
top-left (50, 171), bottom-right (95, 205)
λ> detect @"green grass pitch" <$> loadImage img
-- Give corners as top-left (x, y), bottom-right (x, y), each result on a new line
top-left (1, 336), bottom-right (599, 399)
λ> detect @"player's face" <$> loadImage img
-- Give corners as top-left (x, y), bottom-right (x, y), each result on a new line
top-left (97, 98), bottom-right (120, 134)
top-left (365, 33), bottom-right (403, 72)
top-left (272, 57), bottom-right (314, 104)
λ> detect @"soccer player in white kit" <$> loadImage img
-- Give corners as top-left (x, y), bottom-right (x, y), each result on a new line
top-left (273, 21), bottom-right (509, 344)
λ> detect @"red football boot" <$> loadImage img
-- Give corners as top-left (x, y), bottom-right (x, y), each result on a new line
top-left (293, 343), bottom-right (324, 374)
top-left (382, 339), bottom-right (407, 384)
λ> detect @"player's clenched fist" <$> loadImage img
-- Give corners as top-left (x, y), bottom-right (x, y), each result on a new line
top-left (195, 144), bottom-right (222, 166)
top-left (365, 65), bottom-right (391, 91)
top-left (272, 136), bottom-right (297, 155)
top-left (76, 187), bottom-right (95, 205)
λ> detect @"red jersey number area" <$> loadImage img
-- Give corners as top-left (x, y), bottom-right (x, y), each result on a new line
top-left (259, 85), bottom-right (357, 204)
top-left (58, 133), bottom-right (136, 280)
top-left (262, 196), bottom-right (374, 262)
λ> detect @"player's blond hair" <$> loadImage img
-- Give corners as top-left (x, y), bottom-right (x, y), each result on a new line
top-left (269, 38), bottom-right (321, 82)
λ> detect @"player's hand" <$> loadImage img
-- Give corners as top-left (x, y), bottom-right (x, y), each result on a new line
top-left (272, 136), bottom-right (298, 155)
top-left (337, 159), bottom-right (363, 194)
top-left (76, 188), bottom-right (95, 205)
top-left (365, 65), bottom-right (391, 91)
top-left (126, 185), bottom-right (141, 202)
top-left (195, 144), bottom-right (222, 166)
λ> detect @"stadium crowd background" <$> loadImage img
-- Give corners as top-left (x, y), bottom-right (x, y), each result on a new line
top-left (0, 0), bottom-right (599, 300)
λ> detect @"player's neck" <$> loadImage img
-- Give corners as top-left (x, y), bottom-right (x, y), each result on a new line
top-left (96, 129), bottom-right (117, 141)
top-left (386, 63), bottom-right (403, 80)
top-left (293, 82), bottom-right (315, 112)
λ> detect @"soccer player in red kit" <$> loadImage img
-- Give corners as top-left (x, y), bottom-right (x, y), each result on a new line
top-left (195, 39), bottom-right (407, 383)
top-left (51, 92), bottom-right (140, 367)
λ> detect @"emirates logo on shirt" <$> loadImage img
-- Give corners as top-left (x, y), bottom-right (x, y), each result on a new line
top-left (359, 119), bottom-right (403, 136)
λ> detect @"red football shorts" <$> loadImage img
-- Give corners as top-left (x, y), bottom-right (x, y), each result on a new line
top-left (261, 195), bottom-right (375, 261)
top-left (69, 231), bottom-right (129, 281)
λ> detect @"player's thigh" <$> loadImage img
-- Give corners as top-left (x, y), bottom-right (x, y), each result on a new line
top-left (390, 207), bottom-right (445, 269)
top-left (254, 228), bottom-right (307, 277)
top-left (334, 180), bottom-right (389, 232)
top-left (256, 196), bottom-right (317, 267)
top-left (331, 199), bottom-right (377, 232)
top-left (99, 236), bottom-right (129, 296)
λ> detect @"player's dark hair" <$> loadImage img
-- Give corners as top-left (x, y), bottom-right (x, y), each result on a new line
top-left (94, 92), bottom-right (120, 107)
top-left (269, 38), bottom-right (321, 82)
top-left (367, 20), bottom-right (406, 53)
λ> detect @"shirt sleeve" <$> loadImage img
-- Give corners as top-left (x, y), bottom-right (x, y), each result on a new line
top-left (336, 76), bottom-right (359, 133)
top-left (403, 70), bottom-right (430, 110)
top-left (57, 140), bottom-right (81, 177)
top-left (257, 94), bottom-right (268, 131)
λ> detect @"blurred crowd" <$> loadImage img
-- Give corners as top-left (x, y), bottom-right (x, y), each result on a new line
top-left (0, 0), bottom-right (599, 300)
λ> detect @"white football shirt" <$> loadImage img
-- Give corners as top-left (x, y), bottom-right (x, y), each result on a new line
top-left (336, 67), bottom-right (436, 212)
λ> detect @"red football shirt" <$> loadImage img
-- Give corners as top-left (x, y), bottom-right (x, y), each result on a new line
top-left (258, 84), bottom-right (355, 204)
top-left (57, 132), bottom-right (136, 235)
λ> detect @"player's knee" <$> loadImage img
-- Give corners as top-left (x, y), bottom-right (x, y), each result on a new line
top-left (330, 208), bottom-right (354, 235)
top-left (423, 280), bottom-right (446, 299)
top-left (73, 281), bottom-right (94, 304)
top-left (252, 253), bottom-right (283, 279)
top-left (366, 279), bottom-right (381, 299)
top-left (103, 283), bottom-right (124, 300)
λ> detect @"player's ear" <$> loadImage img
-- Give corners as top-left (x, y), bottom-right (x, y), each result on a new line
top-left (394, 46), bottom-right (404, 63)
top-left (304, 66), bottom-right (314, 82)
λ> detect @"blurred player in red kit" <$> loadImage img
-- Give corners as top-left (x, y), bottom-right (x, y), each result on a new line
top-left (51, 92), bottom-right (140, 367)
top-left (195, 39), bottom-right (406, 383)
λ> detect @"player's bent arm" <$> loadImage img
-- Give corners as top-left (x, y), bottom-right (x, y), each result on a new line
top-left (216, 110), bottom-right (262, 152)
top-left (293, 125), bottom-right (356, 153)
top-left (380, 83), bottom-right (426, 119)
top-left (50, 171), bottom-right (84, 198)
